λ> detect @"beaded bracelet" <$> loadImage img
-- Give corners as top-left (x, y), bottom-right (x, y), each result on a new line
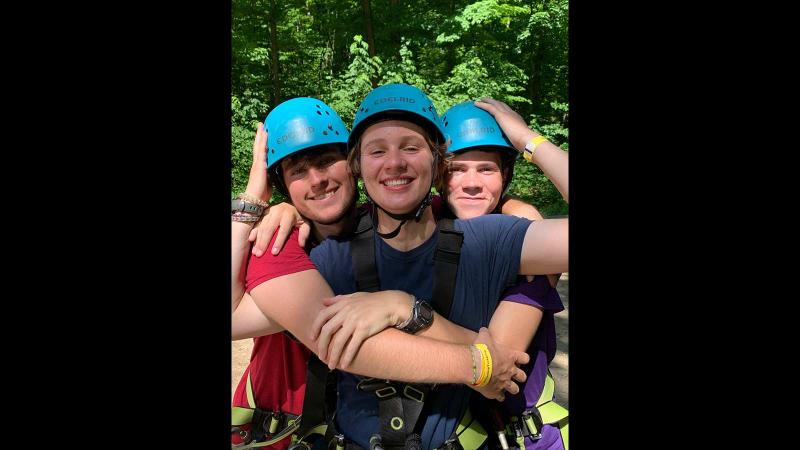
top-left (238, 192), bottom-right (269, 208)
top-left (469, 345), bottom-right (479, 385)
top-left (231, 212), bottom-right (260, 222)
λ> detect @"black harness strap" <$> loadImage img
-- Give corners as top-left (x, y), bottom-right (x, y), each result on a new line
top-left (348, 215), bottom-right (464, 450)
top-left (431, 218), bottom-right (463, 320)
top-left (295, 354), bottom-right (335, 438)
top-left (352, 210), bottom-right (380, 292)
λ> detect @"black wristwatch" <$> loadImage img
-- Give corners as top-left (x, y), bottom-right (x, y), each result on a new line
top-left (231, 198), bottom-right (265, 216)
top-left (396, 295), bottom-right (434, 334)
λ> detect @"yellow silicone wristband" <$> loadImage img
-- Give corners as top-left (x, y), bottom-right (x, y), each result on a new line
top-left (523, 135), bottom-right (549, 162)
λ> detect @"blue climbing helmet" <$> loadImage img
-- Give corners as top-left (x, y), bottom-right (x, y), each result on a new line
top-left (442, 101), bottom-right (519, 195)
top-left (349, 83), bottom-right (446, 148)
top-left (264, 97), bottom-right (349, 194)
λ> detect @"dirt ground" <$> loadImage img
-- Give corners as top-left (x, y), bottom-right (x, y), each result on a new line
top-left (232, 273), bottom-right (569, 408)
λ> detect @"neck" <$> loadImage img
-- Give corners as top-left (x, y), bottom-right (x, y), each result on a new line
top-left (376, 206), bottom-right (436, 252)
top-left (312, 208), bottom-right (358, 241)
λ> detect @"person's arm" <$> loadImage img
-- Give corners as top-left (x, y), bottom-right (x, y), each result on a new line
top-left (232, 292), bottom-right (283, 340)
top-left (232, 122), bottom-right (271, 312)
top-left (475, 97), bottom-right (568, 201)
top-left (518, 218), bottom-right (568, 275)
top-left (249, 270), bottom-right (529, 399)
top-left (500, 197), bottom-right (544, 221)
top-left (231, 124), bottom-right (310, 339)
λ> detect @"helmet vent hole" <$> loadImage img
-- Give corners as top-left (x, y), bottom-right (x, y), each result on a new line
top-left (335, 131), bottom-right (340, 135)
top-left (322, 130), bottom-right (329, 135)
top-left (325, 111), bottom-right (330, 115)
top-left (328, 124), bottom-right (333, 129)
top-left (316, 104), bottom-right (321, 109)
top-left (316, 110), bottom-right (322, 115)
top-left (271, 148), bottom-right (276, 153)
top-left (444, 121), bottom-right (449, 126)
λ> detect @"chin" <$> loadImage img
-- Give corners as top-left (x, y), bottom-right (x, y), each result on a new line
top-left (452, 202), bottom-right (491, 220)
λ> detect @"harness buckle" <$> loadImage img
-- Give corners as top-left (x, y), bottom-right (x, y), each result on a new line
top-left (403, 385), bottom-right (425, 402)
top-left (231, 426), bottom-right (253, 446)
top-left (521, 409), bottom-right (543, 441)
top-left (375, 386), bottom-right (398, 398)
top-left (250, 407), bottom-right (274, 441)
top-left (440, 437), bottom-right (463, 450)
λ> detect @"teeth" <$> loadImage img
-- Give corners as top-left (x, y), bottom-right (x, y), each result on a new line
top-left (384, 179), bottom-right (410, 187)
top-left (312, 191), bottom-right (335, 200)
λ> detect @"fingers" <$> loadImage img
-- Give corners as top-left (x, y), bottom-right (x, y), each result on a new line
top-left (253, 123), bottom-right (268, 163)
top-left (298, 222), bottom-right (311, 248)
top-left (322, 295), bottom-right (345, 306)
top-left (270, 213), bottom-right (295, 255)
top-left (473, 99), bottom-right (497, 114)
top-left (326, 323), bottom-right (354, 370)
top-left (252, 216), bottom-right (278, 257)
top-left (514, 350), bottom-right (531, 366)
top-left (340, 329), bottom-right (367, 369)
top-left (503, 380), bottom-right (520, 395)
top-left (316, 312), bottom-right (345, 360)
top-left (248, 227), bottom-right (258, 242)
top-left (512, 367), bottom-right (527, 383)
top-left (310, 300), bottom-right (344, 341)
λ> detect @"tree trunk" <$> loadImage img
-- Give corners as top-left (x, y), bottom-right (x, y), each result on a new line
top-left (361, 0), bottom-right (378, 87)
top-left (390, 0), bottom-right (401, 48)
top-left (527, 0), bottom-right (545, 114)
top-left (362, 0), bottom-right (377, 58)
top-left (269, 0), bottom-right (281, 105)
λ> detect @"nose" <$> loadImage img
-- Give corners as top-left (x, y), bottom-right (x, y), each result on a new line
top-left (384, 148), bottom-right (407, 173)
top-left (462, 169), bottom-right (482, 190)
top-left (307, 167), bottom-right (328, 188)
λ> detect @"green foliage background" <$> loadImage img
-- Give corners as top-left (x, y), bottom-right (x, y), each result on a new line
top-left (232, 0), bottom-right (568, 217)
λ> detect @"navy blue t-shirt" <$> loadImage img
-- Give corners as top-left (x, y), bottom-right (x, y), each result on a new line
top-left (310, 214), bottom-right (532, 450)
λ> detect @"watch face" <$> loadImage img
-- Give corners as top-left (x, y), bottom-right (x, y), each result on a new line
top-left (418, 301), bottom-right (433, 322)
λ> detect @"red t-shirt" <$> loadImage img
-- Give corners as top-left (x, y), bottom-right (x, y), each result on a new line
top-left (232, 227), bottom-right (316, 449)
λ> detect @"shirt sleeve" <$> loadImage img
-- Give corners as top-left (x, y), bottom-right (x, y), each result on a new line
top-left (501, 275), bottom-right (565, 313)
top-left (245, 227), bottom-right (317, 293)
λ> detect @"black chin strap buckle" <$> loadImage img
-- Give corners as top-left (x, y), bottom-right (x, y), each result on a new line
top-left (412, 192), bottom-right (433, 222)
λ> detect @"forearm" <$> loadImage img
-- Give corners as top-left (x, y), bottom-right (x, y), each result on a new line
top-left (232, 221), bottom-right (253, 312)
top-left (418, 304), bottom-right (541, 353)
top-left (232, 292), bottom-right (284, 340)
top-left (514, 130), bottom-right (569, 202)
top-left (251, 273), bottom-right (473, 384)
top-left (417, 312), bottom-right (477, 344)
top-left (487, 301), bottom-right (543, 351)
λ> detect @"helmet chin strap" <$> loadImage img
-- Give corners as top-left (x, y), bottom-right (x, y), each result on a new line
top-left (369, 191), bottom-right (433, 239)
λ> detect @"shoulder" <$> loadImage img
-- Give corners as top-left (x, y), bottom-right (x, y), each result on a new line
top-left (310, 235), bottom-right (352, 264)
top-left (455, 214), bottom-right (532, 235)
top-left (246, 228), bottom-right (316, 291)
top-left (500, 196), bottom-right (544, 220)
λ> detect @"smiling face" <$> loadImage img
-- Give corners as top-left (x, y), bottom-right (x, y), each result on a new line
top-left (356, 120), bottom-right (435, 215)
top-left (445, 150), bottom-right (505, 219)
top-left (280, 147), bottom-right (356, 225)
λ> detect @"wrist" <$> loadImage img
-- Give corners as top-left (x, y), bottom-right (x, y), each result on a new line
top-left (243, 189), bottom-right (270, 204)
top-left (394, 293), bottom-right (416, 329)
top-left (514, 130), bottom-right (538, 152)
top-left (393, 292), bottom-right (415, 327)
